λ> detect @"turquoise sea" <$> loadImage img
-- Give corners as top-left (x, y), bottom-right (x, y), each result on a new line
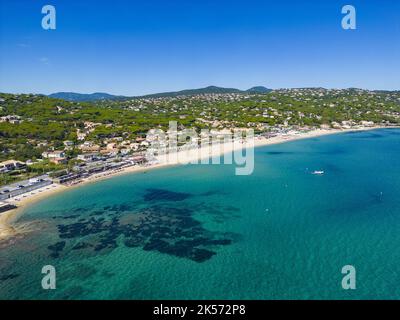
top-left (1, 128), bottom-right (400, 299)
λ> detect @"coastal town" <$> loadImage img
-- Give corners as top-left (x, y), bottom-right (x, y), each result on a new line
top-left (2, 0), bottom-right (400, 302)
top-left (1, 88), bottom-right (400, 214)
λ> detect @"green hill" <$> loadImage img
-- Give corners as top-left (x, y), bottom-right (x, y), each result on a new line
top-left (48, 86), bottom-right (272, 101)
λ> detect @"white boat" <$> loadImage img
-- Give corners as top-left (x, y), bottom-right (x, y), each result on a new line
top-left (312, 170), bottom-right (324, 175)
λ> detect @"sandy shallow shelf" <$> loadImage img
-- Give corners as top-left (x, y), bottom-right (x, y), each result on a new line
top-left (0, 126), bottom-right (393, 241)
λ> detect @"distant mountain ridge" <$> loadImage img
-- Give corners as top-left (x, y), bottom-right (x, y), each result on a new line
top-left (48, 86), bottom-right (272, 102)
top-left (139, 86), bottom-right (243, 98)
top-left (246, 86), bottom-right (272, 93)
top-left (48, 92), bottom-right (128, 102)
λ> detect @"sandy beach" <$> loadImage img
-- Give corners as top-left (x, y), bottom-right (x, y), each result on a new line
top-left (0, 126), bottom-right (389, 241)
top-left (0, 183), bottom-right (68, 240)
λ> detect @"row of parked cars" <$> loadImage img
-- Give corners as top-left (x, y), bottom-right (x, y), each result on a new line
top-left (0, 178), bottom-right (47, 196)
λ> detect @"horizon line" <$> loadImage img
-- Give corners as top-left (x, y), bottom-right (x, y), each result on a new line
top-left (1, 85), bottom-right (399, 97)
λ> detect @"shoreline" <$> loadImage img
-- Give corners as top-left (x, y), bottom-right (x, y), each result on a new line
top-left (0, 126), bottom-right (395, 240)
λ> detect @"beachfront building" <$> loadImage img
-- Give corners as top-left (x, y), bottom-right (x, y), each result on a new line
top-left (77, 153), bottom-right (100, 162)
top-left (0, 201), bottom-right (17, 213)
top-left (0, 160), bottom-right (26, 173)
top-left (360, 121), bottom-right (375, 127)
top-left (132, 155), bottom-right (147, 165)
top-left (42, 150), bottom-right (66, 159)
top-left (54, 173), bottom-right (83, 184)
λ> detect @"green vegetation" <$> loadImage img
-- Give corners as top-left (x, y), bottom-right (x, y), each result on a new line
top-left (0, 88), bottom-right (399, 165)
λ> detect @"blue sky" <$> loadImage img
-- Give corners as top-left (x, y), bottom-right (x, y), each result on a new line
top-left (0, 0), bottom-right (399, 95)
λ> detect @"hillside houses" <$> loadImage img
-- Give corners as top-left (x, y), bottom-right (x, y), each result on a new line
top-left (41, 150), bottom-right (67, 164)
top-left (0, 160), bottom-right (26, 173)
top-left (79, 141), bottom-right (101, 153)
top-left (0, 89), bottom-right (399, 188)
top-left (0, 115), bottom-right (22, 124)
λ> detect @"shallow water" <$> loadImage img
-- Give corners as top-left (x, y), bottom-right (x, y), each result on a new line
top-left (1, 128), bottom-right (400, 299)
